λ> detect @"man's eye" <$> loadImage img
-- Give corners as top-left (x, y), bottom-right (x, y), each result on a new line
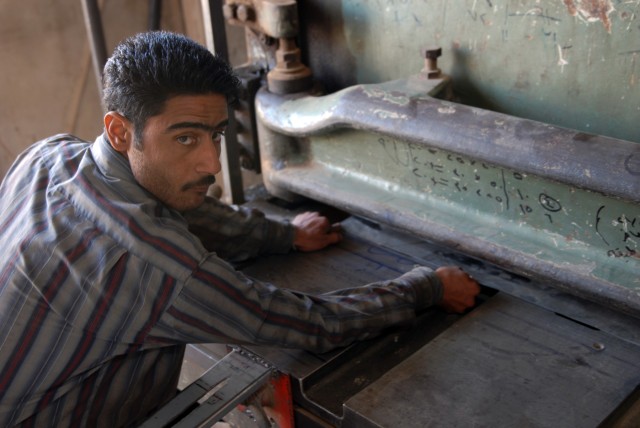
top-left (177, 135), bottom-right (196, 146)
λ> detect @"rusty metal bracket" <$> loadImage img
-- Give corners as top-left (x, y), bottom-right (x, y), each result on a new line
top-left (224, 0), bottom-right (312, 94)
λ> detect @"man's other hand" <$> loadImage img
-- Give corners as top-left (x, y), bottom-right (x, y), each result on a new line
top-left (435, 266), bottom-right (481, 313)
top-left (292, 211), bottom-right (343, 252)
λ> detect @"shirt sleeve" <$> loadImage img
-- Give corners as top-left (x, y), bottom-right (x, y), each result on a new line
top-left (148, 257), bottom-right (443, 353)
top-left (182, 196), bottom-right (295, 262)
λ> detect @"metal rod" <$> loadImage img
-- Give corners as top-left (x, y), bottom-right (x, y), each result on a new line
top-left (201, 0), bottom-right (245, 204)
top-left (148, 0), bottom-right (163, 31)
top-left (80, 0), bottom-right (108, 107)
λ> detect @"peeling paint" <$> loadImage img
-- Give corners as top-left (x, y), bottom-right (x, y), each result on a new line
top-left (557, 44), bottom-right (569, 72)
top-left (373, 109), bottom-right (408, 120)
top-left (362, 87), bottom-right (410, 105)
top-left (563, 0), bottom-right (615, 33)
top-left (437, 106), bottom-right (456, 114)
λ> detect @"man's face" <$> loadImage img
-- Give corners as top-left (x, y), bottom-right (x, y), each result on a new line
top-left (127, 94), bottom-right (228, 212)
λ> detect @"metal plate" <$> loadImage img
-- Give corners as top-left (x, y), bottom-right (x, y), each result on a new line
top-left (342, 293), bottom-right (640, 428)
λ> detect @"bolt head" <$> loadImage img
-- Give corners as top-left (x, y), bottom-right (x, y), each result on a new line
top-left (423, 47), bottom-right (442, 59)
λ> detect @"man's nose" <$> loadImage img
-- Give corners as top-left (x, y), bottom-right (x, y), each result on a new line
top-left (195, 139), bottom-right (222, 175)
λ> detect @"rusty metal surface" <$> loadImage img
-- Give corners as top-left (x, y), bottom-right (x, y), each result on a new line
top-left (224, 0), bottom-right (299, 39)
top-left (225, 0), bottom-right (313, 94)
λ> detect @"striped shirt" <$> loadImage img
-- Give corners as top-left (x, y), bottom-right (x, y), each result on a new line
top-left (0, 133), bottom-right (442, 427)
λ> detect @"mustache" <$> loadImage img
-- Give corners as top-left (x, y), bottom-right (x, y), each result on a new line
top-left (182, 175), bottom-right (216, 191)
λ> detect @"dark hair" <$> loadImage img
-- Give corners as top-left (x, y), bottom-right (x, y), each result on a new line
top-left (102, 31), bottom-right (240, 143)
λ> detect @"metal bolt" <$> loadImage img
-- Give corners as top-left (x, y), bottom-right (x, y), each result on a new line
top-left (424, 47), bottom-right (443, 60)
top-left (236, 4), bottom-right (254, 22)
top-left (422, 46), bottom-right (442, 78)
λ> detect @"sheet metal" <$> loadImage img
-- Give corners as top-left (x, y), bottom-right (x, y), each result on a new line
top-left (235, 212), bottom-right (640, 427)
top-left (342, 294), bottom-right (640, 427)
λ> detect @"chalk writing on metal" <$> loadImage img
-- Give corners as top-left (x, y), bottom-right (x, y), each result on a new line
top-left (597, 206), bottom-right (640, 258)
top-left (377, 136), bottom-right (639, 258)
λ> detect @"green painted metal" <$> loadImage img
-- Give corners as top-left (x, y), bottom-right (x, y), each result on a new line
top-left (311, 129), bottom-right (638, 289)
top-left (253, 0), bottom-right (640, 315)
top-left (256, 70), bottom-right (640, 316)
top-left (332, 0), bottom-right (640, 142)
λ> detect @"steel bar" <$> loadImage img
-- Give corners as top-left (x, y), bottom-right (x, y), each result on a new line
top-left (80, 0), bottom-right (108, 105)
top-left (201, 0), bottom-right (245, 204)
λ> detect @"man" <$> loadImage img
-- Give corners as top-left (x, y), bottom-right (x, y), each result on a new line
top-left (0, 31), bottom-right (479, 427)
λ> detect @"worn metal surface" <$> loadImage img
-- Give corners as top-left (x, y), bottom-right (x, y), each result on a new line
top-left (255, 74), bottom-right (640, 318)
top-left (224, 0), bottom-right (313, 94)
top-left (232, 212), bottom-right (640, 426)
top-left (297, 0), bottom-right (640, 143)
top-left (238, 213), bottom-right (468, 424)
top-left (342, 293), bottom-right (640, 428)
top-left (202, 0), bottom-right (246, 204)
top-left (224, 0), bottom-right (299, 39)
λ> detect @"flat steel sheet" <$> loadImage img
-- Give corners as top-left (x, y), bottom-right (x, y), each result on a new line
top-left (343, 293), bottom-right (640, 428)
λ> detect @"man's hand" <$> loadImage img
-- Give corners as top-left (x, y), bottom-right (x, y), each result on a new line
top-left (292, 211), bottom-right (342, 252)
top-left (435, 266), bottom-right (481, 313)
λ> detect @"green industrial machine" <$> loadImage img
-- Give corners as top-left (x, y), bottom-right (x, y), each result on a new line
top-left (223, 1), bottom-right (640, 426)
top-left (77, 0), bottom-right (640, 426)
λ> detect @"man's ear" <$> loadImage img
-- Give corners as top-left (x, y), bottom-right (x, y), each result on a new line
top-left (104, 111), bottom-right (134, 155)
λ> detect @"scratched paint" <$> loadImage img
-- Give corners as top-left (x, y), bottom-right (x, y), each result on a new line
top-left (562, 0), bottom-right (615, 33)
top-left (308, 128), bottom-right (640, 289)
top-left (373, 109), bottom-right (408, 119)
top-left (330, 0), bottom-right (640, 142)
top-left (438, 106), bottom-right (457, 114)
top-left (363, 87), bottom-right (410, 106)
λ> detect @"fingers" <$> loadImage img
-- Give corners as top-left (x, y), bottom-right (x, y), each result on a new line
top-left (436, 266), bottom-right (482, 313)
top-left (291, 211), bottom-right (323, 228)
top-left (292, 212), bottom-right (342, 252)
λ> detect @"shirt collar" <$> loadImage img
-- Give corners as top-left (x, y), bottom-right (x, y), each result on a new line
top-left (91, 132), bottom-right (135, 182)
